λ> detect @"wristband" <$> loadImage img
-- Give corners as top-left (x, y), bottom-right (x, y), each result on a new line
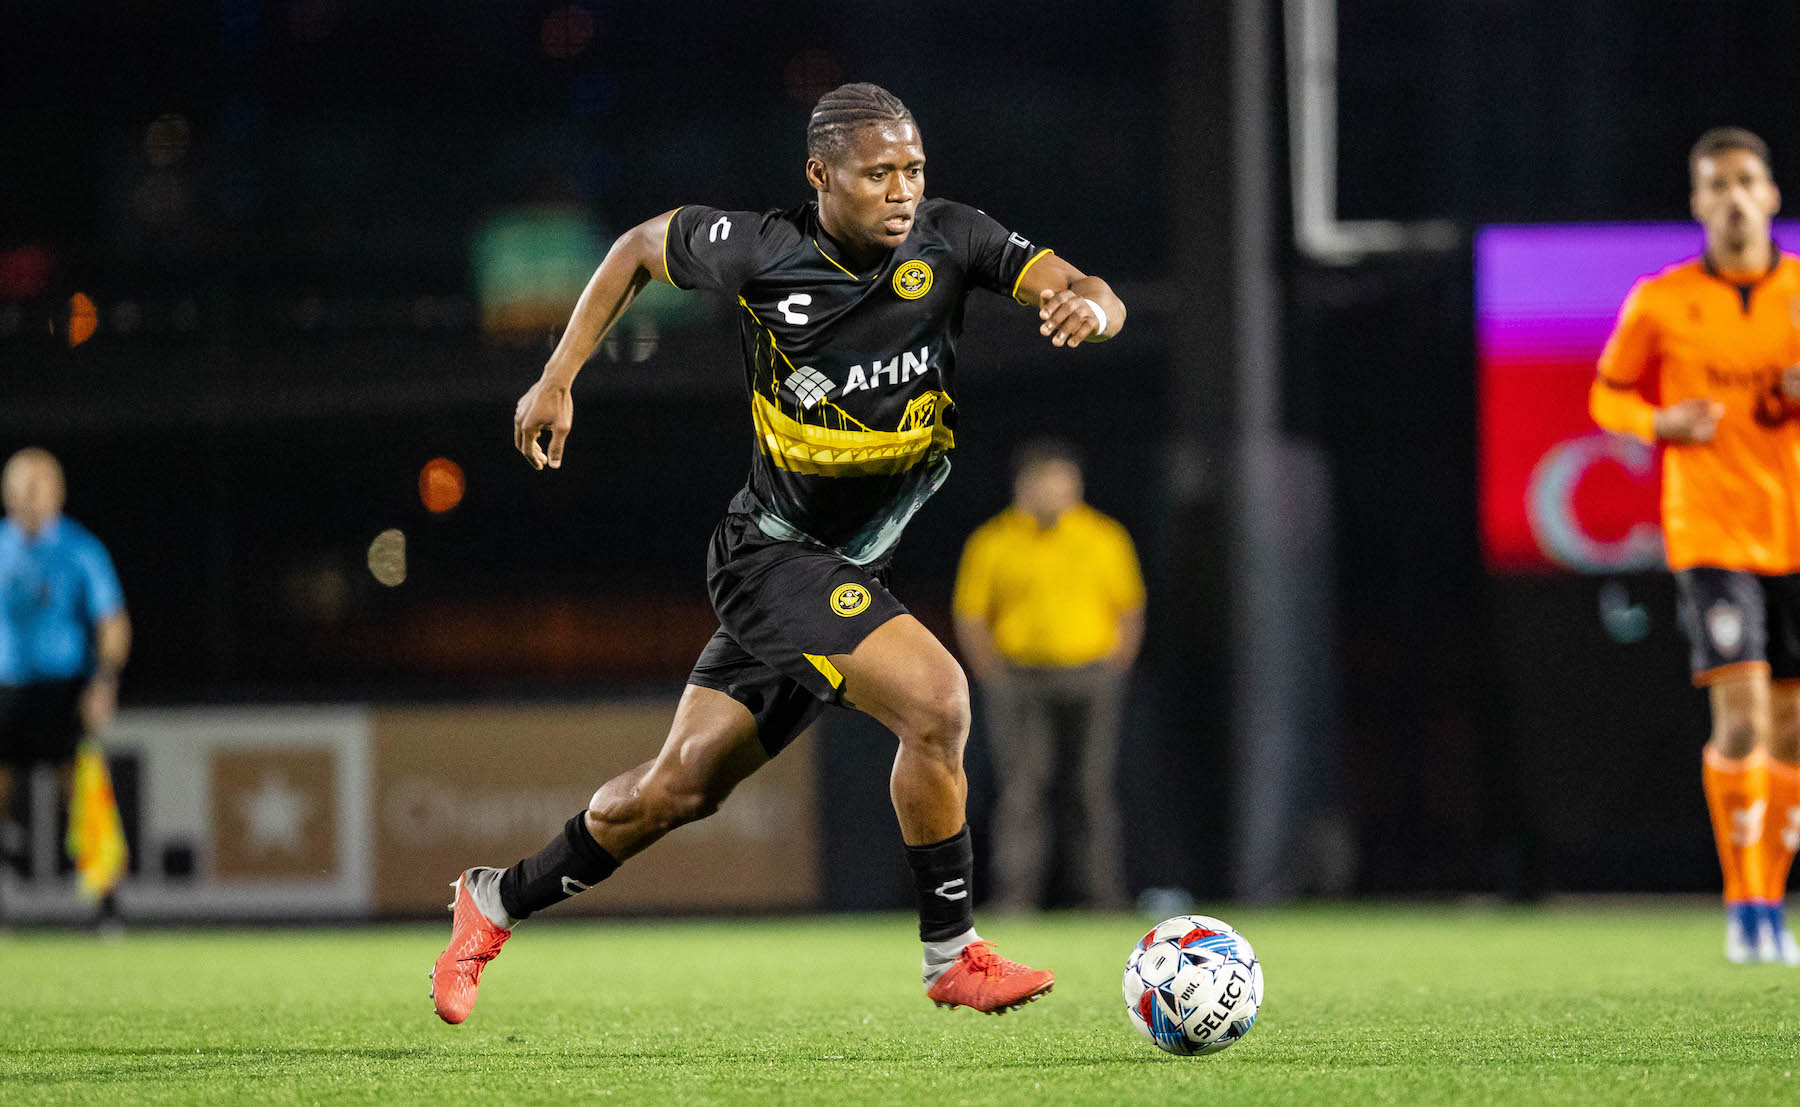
top-left (1081, 297), bottom-right (1109, 338)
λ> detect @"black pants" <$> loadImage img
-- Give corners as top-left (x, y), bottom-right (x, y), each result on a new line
top-left (0, 680), bottom-right (84, 770)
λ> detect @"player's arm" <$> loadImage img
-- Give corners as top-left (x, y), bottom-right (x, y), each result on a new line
top-left (1588, 281), bottom-right (1720, 445)
top-left (82, 610), bottom-right (130, 734)
top-left (513, 210), bottom-right (679, 470)
top-left (78, 540), bottom-right (130, 735)
top-left (1012, 253), bottom-right (1126, 349)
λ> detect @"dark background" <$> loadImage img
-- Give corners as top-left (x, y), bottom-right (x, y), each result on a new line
top-left (3, 0), bottom-right (1790, 902)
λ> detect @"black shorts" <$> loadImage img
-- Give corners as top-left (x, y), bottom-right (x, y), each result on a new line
top-left (0, 679), bottom-right (85, 770)
top-left (1674, 568), bottom-right (1800, 686)
top-left (686, 513), bottom-right (908, 757)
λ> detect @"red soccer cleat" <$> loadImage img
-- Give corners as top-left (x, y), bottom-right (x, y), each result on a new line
top-left (430, 869), bottom-right (512, 1024)
top-left (925, 940), bottom-right (1055, 1015)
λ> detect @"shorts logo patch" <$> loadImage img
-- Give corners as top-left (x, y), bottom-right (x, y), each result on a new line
top-left (892, 260), bottom-right (933, 300)
top-left (1707, 600), bottom-right (1745, 658)
top-left (830, 582), bottom-right (871, 618)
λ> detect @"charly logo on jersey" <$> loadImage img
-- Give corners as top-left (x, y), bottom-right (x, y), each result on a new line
top-left (830, 582), bottom-right (871, 618)
top-left (892, 260), bottom-right (933, 300)
top-left (1707, 600), bottom-right (1745, 658)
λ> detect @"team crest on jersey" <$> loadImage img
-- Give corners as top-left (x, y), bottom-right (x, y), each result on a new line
top-left (830, 582), bottom-right (871, 618)
top-left (893, 260), bottom-right (933, 300)
top-left (1707, 600), bottom-right (1744, 658)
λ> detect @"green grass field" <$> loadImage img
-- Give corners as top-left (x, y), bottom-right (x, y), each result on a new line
top-left (3, 904), bottom-right (1798, 1105)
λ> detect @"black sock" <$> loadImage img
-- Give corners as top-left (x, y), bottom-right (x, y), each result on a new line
top-left (498, 812), bottom-right (620, 921)
top-left (905, 824), bottom-right (975, 942)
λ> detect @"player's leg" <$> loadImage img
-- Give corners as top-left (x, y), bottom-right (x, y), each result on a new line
top-left (1702, 668), bottom-right (1771, 897)
top-left (1680, 568), bottom-right (1774, 961)
top-left (1070, 665), bottom-right (1130, 910)
top-left (834, 614), bottom-right (971, 845)
top-left (432, 682), bottom-right (769, 1023)
top-left (496, 683), bottom-right (767, 917)
top-left (1753, 572), bottom-right (1800, 963)
top-left (985, 667), bottom-right (1056, 913)
top-left (1762, 682), bottom-right (1800, 964)
top-left (830, 614), bottom-right (1055, 1013)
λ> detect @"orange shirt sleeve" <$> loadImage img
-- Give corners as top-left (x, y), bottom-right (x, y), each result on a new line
top-left (1590, 279), bottom-right (1660, 443)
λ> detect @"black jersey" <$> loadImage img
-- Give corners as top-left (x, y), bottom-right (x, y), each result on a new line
top-left (663, 198), bottom-right (1047, 564)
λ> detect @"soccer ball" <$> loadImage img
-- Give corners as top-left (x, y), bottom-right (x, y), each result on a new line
top-left (1122, 914), bottom-right (1263, 1056)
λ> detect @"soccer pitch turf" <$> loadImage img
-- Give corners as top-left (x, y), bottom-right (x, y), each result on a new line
top-left (3, 905), bottom-right (1798, 1105)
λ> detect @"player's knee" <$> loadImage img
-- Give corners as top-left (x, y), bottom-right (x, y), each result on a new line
top-left (1710, 709), bottom-right (1768, 759)
top-left (900, 676), bottom-right (971, 762)
top-left (1770, 700), bottom-right (1800, 762)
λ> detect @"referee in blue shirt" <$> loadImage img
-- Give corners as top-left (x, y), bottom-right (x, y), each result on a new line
top-left (0, 448), bottom-right (131, 868)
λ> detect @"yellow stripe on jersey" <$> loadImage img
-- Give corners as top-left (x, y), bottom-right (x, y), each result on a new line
top-left (750, 390), bottom-right (954, 476)
top-left (662, 206), bottom-right (684, 287)
top-left (1011, 247), bottom-right (1054, 302)
top-left (814, 240), bottom-right (863, 280)
top-left (803, 652), bottom-right (845, 689)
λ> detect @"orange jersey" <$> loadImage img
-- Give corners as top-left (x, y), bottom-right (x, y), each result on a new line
top-left (1592, 252), bottom-right (1800, 574)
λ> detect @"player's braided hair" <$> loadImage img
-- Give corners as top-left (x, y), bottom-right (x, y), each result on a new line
top-left (807, 83), bottom-right (915, 163)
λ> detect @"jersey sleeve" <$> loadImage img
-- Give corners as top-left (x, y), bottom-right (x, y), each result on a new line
top-left (951, 524), bottom-right (1000, 621)
top-left (75, 533), bottom-right (125, 622)
top-left (937, 201), bottom-right (1050, 298)
top-left (661, 206), bottom-right (798, 294)
top-left (1596, 279), bottom-right (1657, 389)
top-left (1591, 279), bottom-right (1661, 442)
top-left (1102, 522), bottom-right (1147, 613)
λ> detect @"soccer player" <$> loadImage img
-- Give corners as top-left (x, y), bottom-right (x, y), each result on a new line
top-left (430, 83), bottom-right (1126, 1022)
top-left (1589, 127), bottom-right (1800, 963)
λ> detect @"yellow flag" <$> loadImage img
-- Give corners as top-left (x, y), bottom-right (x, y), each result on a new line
top-left (65, 743), bottom-right (128, 901)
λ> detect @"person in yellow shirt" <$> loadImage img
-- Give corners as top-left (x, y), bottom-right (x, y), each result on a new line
top-left (953, 439), bottom-right (1145, 911)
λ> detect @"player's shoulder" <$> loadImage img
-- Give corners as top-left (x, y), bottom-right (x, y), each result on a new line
top-left (1640, 256), bottom-right (1707, 290)
top-left (675, 203), bottom-right (808, 247)
top-left (1622, 257), bottom-right (1708, 312)
top-left (914, 197), bottom-right (995, 237)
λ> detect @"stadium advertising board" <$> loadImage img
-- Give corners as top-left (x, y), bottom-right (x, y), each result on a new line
top-left (1, 706), bottom-right (375, 922)
top-left (5, 700), bottom-right (816, 921)
top-left (368, 701), bottom-right (819, 915)
top-left (1476, 221), bottom-right (1800, 573)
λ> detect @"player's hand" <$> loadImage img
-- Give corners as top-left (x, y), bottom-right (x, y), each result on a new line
top-left (513, 376), bottom-right (574, 470)
top-left (1653, 398), bottom-right (1724, 444)
top-left (1783, 364), bottom-right (1800, 404)
top-left (1038, 289), bottom-right (1102, 348)
top-left (80, 676), bottom-right (118, 735)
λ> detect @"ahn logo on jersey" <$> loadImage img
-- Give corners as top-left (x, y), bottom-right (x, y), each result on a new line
top-left (892, 260), bottom-right (933, 300)
top-left (842, 345), bottom-right (932, 396)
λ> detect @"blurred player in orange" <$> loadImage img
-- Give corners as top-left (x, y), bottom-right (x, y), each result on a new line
top-left (1590, 127), bottom-right (1800, 963)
